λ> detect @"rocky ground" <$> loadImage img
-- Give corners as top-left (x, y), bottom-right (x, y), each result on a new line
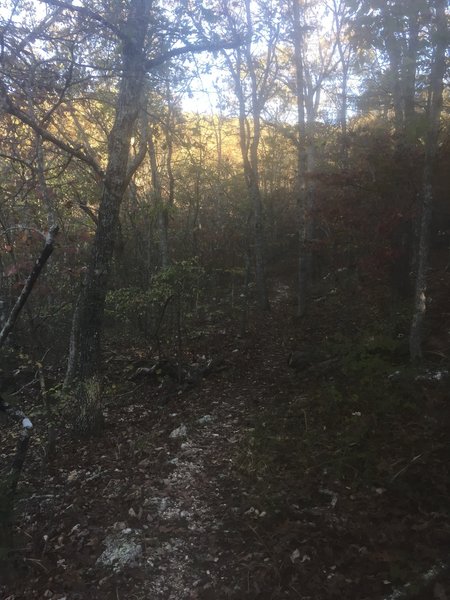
top-left (1, 284), bottom-right (450, 599)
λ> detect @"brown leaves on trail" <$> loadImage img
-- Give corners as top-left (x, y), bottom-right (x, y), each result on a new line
top-left (2, 296), bottom-right (450, 599)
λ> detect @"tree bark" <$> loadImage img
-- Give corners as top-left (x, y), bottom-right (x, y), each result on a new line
top-left (385, 26), bottom-right (404, 135)
top-left (66, 0), bottom-right (150, 433)
top-left (332, 0), bottom-right (351, 168)
top-left (230, 57), bottom-right (270, 311)
top-left (148, 128), bottom-right (170, 270)
top-left (292, 0), bottom-right (311, 318)
top-left (245, 0), bottom-right (270, 312)
top-left (222, 1), bottom-right (271, 312)
top-left (403, 9), bottom-right (420, 130)
top-left (409, 0), bottom-right (447, 361)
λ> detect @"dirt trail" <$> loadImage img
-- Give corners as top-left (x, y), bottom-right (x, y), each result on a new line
top-left (3, 289), bottom-right (450, 600)
top-left (131, 324), bottom-right (292, 599)
top-left (132, 398), bottom-right (248, 599)
top-left (1, 302), bottom-right (291, 599)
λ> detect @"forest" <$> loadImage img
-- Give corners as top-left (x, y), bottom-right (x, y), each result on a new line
top-left (0, 0), bottom-right (449, 598)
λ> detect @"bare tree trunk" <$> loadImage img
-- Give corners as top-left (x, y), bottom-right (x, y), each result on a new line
top-left (339, 61), bottom-right (349, 167)
top-left (410, 181), bottom-right (433, 360)
top-left (245, 0), bottom-right (270, 311)
top-left (386, 31), bottom-right (404, 136)
top-left (148, 128), bottom-right (170, 269)
top-left (409, 0), bottom-right (447, 361)
top-left (66, 0), bottom-right (150, 434)
top-left (292, 0), bottom-right (309, 318)
top-left (148, 83), bottom-right (176, 271)
top-left (158, 208), bottom-right (170, 269)
top-left (232, 63), bottom-right (270, 311)
top-left (332, 0), bottom-right (351, 168)
top-left (222, 0), bottom-right (271, 312)
top-left (403, 10), bottom-right (420, 130)
top-left (161, 97), bottom-right (175, 268)
top-left (251, 182), bottom-right (270, 311)
top-left (165, 84), bottom-right (176, 210)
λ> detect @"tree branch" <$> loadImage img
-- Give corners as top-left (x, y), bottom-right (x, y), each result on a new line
top-left (0, 82), bottom-right (104, 179)
top-left (39, 0), bottom-right (128, 42)
top-left (77, 201), bottom-right (98, 225)
top-left (41, 48), bottom-right (76, 126)
top-left (145, 37), bottom-right (243, 71)
top-left (0, 224), bottom-right (59, 347)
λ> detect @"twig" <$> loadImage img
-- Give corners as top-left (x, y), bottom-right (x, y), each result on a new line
top-left (289, 584), bottom-right (302, 598)
top-left (9, 378), bottom-right (39, 396)
top-left (23, 557), bottom-right (49, 573)
top-left (0, 225), bottom-right (46, 239)
top-left (301, 408), bottom-right (308, 432)
top-left (390, 453), bottom-right (424, 483)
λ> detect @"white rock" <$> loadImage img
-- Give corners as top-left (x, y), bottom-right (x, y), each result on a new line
top-left (22, 417), bottom-right (33, 429)
top-left (290, 548), bottom-right (300, 563)
top-left (198, 415), bottom-right (213, 424)
top-left (301, 554), bottom-right (311, 563)
top-left (170, 424), bottom-right (187, 439)
top-left (97, 531), bottom-right (142, 572)
top-left (415, 369), bottom-right (449, 382)
top-left (67, 470), bottom-right (79, 483)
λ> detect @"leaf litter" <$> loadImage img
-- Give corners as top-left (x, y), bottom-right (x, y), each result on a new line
top-left (1, 280), bottom-right (450, 599)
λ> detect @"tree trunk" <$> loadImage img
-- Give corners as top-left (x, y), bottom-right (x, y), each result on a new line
top-left (385, 28), bottom-right (404, 136)
top-left (333, 0), bottom-right (350, 168)
top-left (245, 0), bottom-right (270, 312)
top-left (292, 0), bottom-right (311, 318)
top-left (230, 49), bottom-right (270, 312)
top-left (66, 0), bottom-right (150, 434)
top-left (222, 0), bottom-right (271, 313)
top-left (403, 10), bottom-right (420, 131)
top-left (409, 0), bottom-right (447, 361)
top-left (338, 61), bottom-right (349, 167)
top-left (158, 208), bottom-right (170, 270)
top-left (148, 128), bottom-right (170, 269)
top-left (250, 176), bottom-right (270, 311)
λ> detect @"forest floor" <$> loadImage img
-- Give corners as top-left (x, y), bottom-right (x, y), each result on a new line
top-left (1, 278), bottom-right (450, 599)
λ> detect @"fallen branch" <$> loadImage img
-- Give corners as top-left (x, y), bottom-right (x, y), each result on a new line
top-left (0, 224), bottom-right (59, 347)
top-left (390, 453), bottom-right (424, 483)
